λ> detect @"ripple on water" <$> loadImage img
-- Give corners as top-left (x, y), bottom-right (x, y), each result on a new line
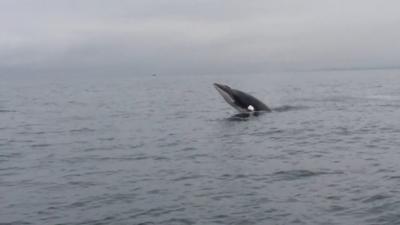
top-left (272, 105), bottom-right (309, 112)
top-left (171, 174), bottom-right (205, 182)
top-left (271, 169), bottom-right (344, 181)
top-left (30, 144), bottom-right (52, 148)
top-left (69, 128), bottom-right (96, 133)
top-left (160, 218), bottom-right (196, 225)
top-left (362, 194), bottom-right (391, 203)
top-left (0, 109), bottom-right (17, 113)
top-left (180, 147), bottom-right (197, 151)
top-left (0, 221), bottom-right (33, 225)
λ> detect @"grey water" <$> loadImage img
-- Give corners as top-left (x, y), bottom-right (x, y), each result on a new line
top-left (1, 69), bottom-right (400, 225)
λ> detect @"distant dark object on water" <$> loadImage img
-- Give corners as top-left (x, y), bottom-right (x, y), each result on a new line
top-left (152, 73), bottom-right (157, 77)
top-left (213, 83), bottom-right (271, 114)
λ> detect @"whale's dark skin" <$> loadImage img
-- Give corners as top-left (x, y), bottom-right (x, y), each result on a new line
top-left (213, 83), bottom-right (271, 113)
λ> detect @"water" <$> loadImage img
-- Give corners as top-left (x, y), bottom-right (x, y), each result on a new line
top-left (1, 70), bottom-right (400, 225)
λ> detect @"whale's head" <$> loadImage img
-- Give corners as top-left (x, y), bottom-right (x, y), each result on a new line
top-left (213, 83), bottom-right (255, 113)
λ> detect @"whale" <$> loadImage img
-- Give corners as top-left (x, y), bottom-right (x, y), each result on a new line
top-left (213, 83), bottom-right (271, 113)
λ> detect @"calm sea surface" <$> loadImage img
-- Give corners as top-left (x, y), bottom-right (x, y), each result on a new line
top-left (1, 70), bottom-right (400, 225)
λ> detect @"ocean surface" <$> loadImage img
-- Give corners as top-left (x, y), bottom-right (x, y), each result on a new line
top-left (1, 70), bottom-right (400, 225)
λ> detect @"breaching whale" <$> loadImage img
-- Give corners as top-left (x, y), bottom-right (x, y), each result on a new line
top-left (213, 83), bottom-right (271, 113)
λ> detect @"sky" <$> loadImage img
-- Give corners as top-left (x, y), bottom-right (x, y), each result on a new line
top-left (1, 0), bottom-right (400, 76)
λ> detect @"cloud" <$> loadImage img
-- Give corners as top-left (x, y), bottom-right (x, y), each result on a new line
top-left (1, 0), bottom-right (400, 75)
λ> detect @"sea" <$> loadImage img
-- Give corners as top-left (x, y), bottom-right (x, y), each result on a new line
top-left (1, 69), bottom-right (400, 225)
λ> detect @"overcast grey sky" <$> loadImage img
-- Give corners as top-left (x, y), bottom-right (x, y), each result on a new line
top-left (1, 0), bottom-right (399, 75)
